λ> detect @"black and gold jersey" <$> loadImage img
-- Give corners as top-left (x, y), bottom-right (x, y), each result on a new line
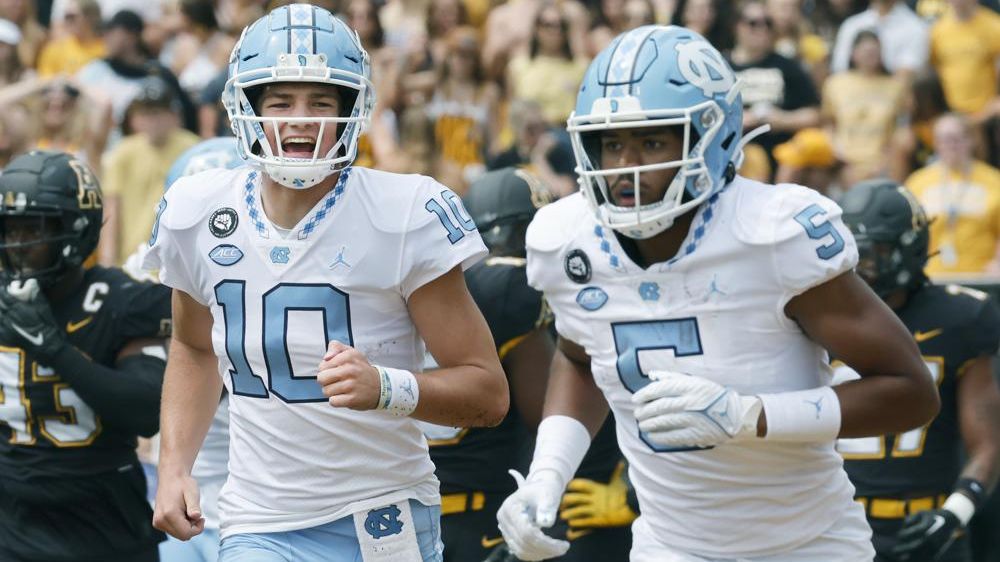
top-left (840, 283), bottom-right (1000, 498)
top-left (0, 266), bottom-right (171, 482)
top-left (430, 257), bottom-right (549, 494)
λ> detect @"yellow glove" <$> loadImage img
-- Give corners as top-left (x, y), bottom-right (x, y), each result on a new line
top-left (559, 461), bottom-right (638, 529)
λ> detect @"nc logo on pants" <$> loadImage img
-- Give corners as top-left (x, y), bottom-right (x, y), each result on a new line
top-left (364, 505), bottom-right (403, 539)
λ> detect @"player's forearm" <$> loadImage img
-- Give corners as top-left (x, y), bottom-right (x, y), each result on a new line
top-left (47, 347), bottom-right (165, 436)
top-left (158, 339), bottom-right (222, 476)
top-left (543, 349), bottom-right (609, 437)
top-left (831, 374), bottom-right (940, 437)
top-left (961, 448), bottom-right (1000, 494)
top-left (412, 364), bottom-right (509, 427)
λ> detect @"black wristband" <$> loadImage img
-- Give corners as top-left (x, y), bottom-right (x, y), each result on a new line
top-left (955, 478), bottom-right (988, 509)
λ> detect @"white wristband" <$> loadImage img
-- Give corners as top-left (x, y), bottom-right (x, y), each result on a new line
top-left (528, 415), bottom-right (592, 489)
top-left (374, 366), bottom-right (419, 417)
top-left (943, 492), bottom-right (976, 526)
top-left (759, 386), bottom-right (841, 442)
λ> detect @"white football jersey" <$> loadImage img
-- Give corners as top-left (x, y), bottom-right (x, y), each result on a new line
top-left (526, 177), bottom-right (867, 559)
top-left (144, 166), bottom-right (487, 537)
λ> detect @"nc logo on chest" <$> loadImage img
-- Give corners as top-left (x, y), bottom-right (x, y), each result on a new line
top-left (269, 246), bottom-right (290, 264)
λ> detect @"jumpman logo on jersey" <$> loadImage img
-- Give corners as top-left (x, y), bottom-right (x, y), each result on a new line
top-left (696, 274), bottom-right (728, 303)
top-left (328, 246), bottom-right (351, 270)
top-left (804, 396), bottom-right (824, 419)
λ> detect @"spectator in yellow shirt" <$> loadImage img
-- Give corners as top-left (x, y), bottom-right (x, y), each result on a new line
top-left (822, 30), bottom-right (906, 186)
top-left (905, 113), bottom-right (1000, 275)
top-left (929, 0), bottom-right (1000, 121)
top-left (98, 78), bottom-right (199, 266)
top-left (36, 0), bottom-right (105, 78)
top-left (507, 2), bottom-right (589, 126)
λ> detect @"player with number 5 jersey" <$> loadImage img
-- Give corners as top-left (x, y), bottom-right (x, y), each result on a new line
top-left (496, 25), bottom-right (940, 561)
top-left (144, 5), bottom-right (507, 562)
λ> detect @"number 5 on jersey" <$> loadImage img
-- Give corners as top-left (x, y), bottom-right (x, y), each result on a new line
top-left (613, 318), bottom-right (705, 453)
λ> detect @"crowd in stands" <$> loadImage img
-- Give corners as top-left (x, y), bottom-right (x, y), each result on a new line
top-left (2, 0), bottom-right (999, 275)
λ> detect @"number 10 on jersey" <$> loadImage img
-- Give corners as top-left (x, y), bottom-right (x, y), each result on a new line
top-left (215, 281), bottom-right (353, 403)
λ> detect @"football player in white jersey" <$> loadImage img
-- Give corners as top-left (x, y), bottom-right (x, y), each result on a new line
top-left (497, 25), bottom-right (939, 562)
top-left (144, 5), bottom-right (507, 562)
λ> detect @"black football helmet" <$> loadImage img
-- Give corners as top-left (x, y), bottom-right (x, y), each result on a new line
top-left (838, 179), bottom-right (929, 298)
top-left (462, 167), bottom-right (555, 258)
top-left (0, 150), bottom-right (103, 286)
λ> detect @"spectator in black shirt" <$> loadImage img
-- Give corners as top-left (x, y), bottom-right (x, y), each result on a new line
top-left (728, 0), bottom-right (821, 170)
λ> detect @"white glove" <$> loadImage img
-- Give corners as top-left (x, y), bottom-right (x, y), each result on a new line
top-left (631, 370), bottom-right (762, 448)
top-left (497, 469), bottom-right (570, 561)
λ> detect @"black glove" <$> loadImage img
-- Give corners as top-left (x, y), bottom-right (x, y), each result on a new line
top-left (0, 281), bottom-right (69, 362)
top-left (892, 509), bottom-right (962, 561)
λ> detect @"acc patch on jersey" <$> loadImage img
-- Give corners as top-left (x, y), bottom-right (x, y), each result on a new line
top-left (209, 244), bottom-right (244, 266)
top-left (576, 286), bottom-right (608, 311)
top-left (209, 207), bottom-right (239, 238)
top-left (565, 249), bottom-right (592, 284)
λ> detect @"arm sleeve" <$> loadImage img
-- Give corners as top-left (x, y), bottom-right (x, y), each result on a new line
top-left (116, 280), bottom-right (173, 341)
top-left (399, 182), bottom-right (488, 299)
top-left (772, 186), bottom-right (859, 310)
top-left (47, 347), bottom-right (165, 437)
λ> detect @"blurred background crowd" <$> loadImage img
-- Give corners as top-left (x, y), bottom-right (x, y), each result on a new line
top-left (1, 0), bottom-right (1000, 277)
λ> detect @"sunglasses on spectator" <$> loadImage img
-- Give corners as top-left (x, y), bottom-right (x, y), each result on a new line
top-left (741, 16), bottom-right (773, 29)
top-left (537, 19), bottom-right (564, 30)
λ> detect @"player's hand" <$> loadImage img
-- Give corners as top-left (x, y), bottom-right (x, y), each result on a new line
top-left (0, 279), bottom-right (69, 361)
top-left (152, 470), bottom-right (205, 541)
top-left (631, 370), bottom-right (761, 448)
top-left (317, 340), bottom-right (381, 410)
top-left (560, 462), bottom-right (637, 529)
top-left (892, 509), bottom-right (962, 561)
top-left (497, 469), bottom-right (570, 561)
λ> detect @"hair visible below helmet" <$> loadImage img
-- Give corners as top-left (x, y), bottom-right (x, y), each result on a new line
top-left (223, 3), bottom-right (374, 189)
top-left (462, 167), bottom-right (554, 258)
top-left (568, 25), bottom-right (745, 239)
top-left (838, 180), bottom-right (930, 298)
top-left (164, 137), bottom-right (243, 191)
top-left (0, 150), bottom-right (103, 286)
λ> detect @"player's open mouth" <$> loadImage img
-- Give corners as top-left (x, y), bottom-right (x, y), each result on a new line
top-left (612, 184), bottom-right (636, 206)
top-left (281, 137), bottom-right (317, 158)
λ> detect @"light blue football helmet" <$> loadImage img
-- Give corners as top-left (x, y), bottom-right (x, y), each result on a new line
top-left (568, 25), bottom-right (745, 239)
top-left (164, 137), bottom-right (243, 191)
top-left (223, 3), bottom-right (374, 189)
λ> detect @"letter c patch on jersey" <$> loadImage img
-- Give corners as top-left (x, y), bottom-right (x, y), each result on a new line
top-left (565, 249), bottom-right (592, 284)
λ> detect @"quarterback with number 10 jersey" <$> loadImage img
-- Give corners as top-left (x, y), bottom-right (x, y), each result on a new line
top-left (144, 166), bottom-right (487, 538)
top-left (526, 176), bottom-right (870, 559)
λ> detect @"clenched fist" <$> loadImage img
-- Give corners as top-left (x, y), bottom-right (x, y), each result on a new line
top-left (317, 340), bottom-right (381, 410)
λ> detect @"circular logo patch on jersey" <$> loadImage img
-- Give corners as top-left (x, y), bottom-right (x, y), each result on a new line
top-left (209, 208), bottom-right (238, 238)
top-left (565, 249), bottom-right (592, 284)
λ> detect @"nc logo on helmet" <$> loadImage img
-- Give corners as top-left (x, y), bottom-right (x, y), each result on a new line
top-left (675, 40), bottom-right (735, 98)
